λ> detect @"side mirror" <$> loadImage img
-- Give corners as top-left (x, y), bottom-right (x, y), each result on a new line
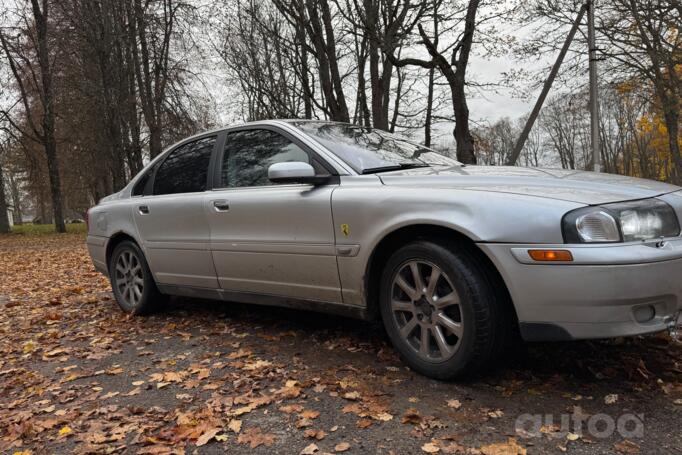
top-left (268, 162), bottom-right (330, 185)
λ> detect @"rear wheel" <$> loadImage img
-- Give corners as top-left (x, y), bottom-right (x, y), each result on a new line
top-left (379, 240), bottom-right (506, 380)
top-left (108, 240), bottom-right (163, 314)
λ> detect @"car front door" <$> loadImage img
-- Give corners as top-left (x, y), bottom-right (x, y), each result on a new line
top-left (207, 127), bottom-right (342, 303)
top-left (133, 135), bottom-right (219, 289)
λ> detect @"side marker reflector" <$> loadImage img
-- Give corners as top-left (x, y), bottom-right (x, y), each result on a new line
top-left (528, 250), bottom-right (574, 262)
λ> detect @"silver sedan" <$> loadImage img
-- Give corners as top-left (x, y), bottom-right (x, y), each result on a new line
top-left (86, 120), bottom-right (682, 379)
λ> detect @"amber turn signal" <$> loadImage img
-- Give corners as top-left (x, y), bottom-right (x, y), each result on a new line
top-left (528, 249), bottom-right (573, 262)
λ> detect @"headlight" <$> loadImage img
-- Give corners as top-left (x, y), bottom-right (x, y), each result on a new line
top-left (563, 199), bottom-right (680, 243)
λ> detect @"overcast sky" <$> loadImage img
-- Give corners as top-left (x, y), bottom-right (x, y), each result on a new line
top-left (468, 55), bottom-right (538, 124)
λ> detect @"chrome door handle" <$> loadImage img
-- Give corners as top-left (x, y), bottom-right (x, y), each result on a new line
top-left (212, 200), bottom-right (230, 212)
top-left (138, 205), bottom-right (150, 215)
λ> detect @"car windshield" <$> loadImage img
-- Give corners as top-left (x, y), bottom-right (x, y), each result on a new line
top-left (292, 121), bottom-right (461, 173)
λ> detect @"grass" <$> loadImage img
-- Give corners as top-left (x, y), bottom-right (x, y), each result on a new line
top-left (5, 223), bottom-right (88, 236)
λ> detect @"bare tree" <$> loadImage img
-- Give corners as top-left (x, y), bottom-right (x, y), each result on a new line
top-left (387, 0), bottom-right (480, 164)
top-left (0, 0), bottom-right (66, 232)
top-left (352, 20), bottom-right (372, 126)
top-left (129, 0), bottom-right (179, 158)
top-left (273, 0), bottom-right (351, 122)
top-left (423, 8), bottom-right (440, 148)
top-left (540, 92), bottom-right (593, 170)
top-left (217, 1), bottom-right (307, 120)
top-left (339, 0), bottom-right (428, 130)
top-left (55, 0), bottom-right (142, 191)
top-left (474, 117), bottom-right (517, 165)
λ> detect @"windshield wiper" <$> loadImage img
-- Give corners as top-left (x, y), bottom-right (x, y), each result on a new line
top-left (361, 163), bottom-right (430, 174)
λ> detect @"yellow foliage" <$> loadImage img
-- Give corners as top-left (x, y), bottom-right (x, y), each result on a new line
top-left (634, 110), bottom-right (681, 181)
top-left (615, 80), bottom-right (634, 95)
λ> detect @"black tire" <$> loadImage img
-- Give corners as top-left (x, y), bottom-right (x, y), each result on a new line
top-left (108, 240), bottom-right (164, 315)
top-left (379, 240), bottom-right (508, 380)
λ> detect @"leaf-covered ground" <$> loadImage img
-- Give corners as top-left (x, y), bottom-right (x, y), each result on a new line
top-left (1, 232), bottom-right (681, 454)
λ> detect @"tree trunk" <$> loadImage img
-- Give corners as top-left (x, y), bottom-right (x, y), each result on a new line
top-left (356, 58), bottom-right (372, 127)
top-left (319, 0), bottom-right (350, 122)
top-left (85, 0), bottom-right (127, 190)
top-left (425, 68), bottom-right (435, 147)
top-left (368, 18), bottom-right (388, 129)
top-left (663, 107), bottom-right (682, 183)
top-left (44, 134), bottom-right (66, 232)
top-left (8, 172), bottom-right (22, 224)
top-left (37, 195), bottom-right (45, 224)
top-left (424, 8), bottom-right (440, 148)
top-left (33, 0), bottom-right (66, 233)
top-left (0, 161), bottom-right (10, 233)
top-left (124, 6), bottom-right (144, 175)
top-left (451, 82), bottom-right (476, 164)
top-left (296, 22), bottom-right (313, 119)
top-left (130, 0), bottom-right (170, 159)
top-left (389, 66), bottom-right (403, 132)
top-left (398, 0), bottom-right (478, 164)
top-left (128, 109), bottom-right (144, 175)
top-left (149, 125), bottom-right (163, 159)
top-left (354, 33), bottom-right (371, 127)
top-left (300, 0), bottom-right (350, 122)
top-left (450, 0), bottom-right (479, 164)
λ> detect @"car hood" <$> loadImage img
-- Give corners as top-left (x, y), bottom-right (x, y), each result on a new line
top-left (377, 165), bottom-right (681, 205)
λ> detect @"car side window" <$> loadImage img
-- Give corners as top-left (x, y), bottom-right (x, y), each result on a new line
top-left (153, 136), bottom-right (216, 195)
top-left (132, 161), bottom-right (161, 196)
top-left (132, 169), bottom-right (152, 197)
top-left (221, 129), bottom-right (315, 188)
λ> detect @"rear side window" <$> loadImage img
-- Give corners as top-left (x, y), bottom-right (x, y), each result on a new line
top-left (221, 129), bottom-right (313, 188)
top-left (132, 162), bottom-right (159, 196)
top-left (153, 136), bottom-right (216, 195)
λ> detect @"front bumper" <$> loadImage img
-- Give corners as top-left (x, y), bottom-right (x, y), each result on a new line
top-left (479, 238), bottom-right (682, 341)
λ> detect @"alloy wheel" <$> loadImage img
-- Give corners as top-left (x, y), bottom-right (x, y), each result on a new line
top-left (114, 249), bottom-right (144, 308)
top-left (390, 260), bottom-right (463, 361)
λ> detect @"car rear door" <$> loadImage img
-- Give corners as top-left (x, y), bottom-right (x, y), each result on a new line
top-left (206, 126), bottom-right (343, 303)
top-left (132, 135), bottom-right (219, 289)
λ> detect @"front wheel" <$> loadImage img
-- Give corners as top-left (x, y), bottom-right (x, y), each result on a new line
top-left (379, 241), bottom-right (505, 380)
top-left (108, 240), bottom-right (163, 315)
